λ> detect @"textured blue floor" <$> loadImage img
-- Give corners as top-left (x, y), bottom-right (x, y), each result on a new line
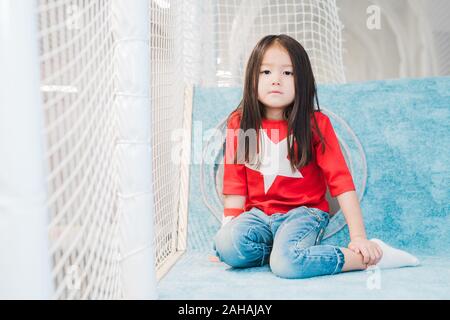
top-left (158, 253), bottom-right (449, 300)
top-left (158, 77), bottom-right (450, 299)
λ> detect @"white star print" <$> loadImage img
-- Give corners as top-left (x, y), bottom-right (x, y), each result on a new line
top-left (245, 128), bottom-right (303, 194)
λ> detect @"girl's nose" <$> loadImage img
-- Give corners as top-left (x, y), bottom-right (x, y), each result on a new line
top-left (272, 80), bottom-right (280, 85)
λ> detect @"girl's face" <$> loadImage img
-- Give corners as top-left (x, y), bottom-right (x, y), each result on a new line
top-left (257, 44), bottom-right (295, 118)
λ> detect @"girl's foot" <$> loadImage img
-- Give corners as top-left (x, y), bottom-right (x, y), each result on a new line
top-left (370, 238), bottom-right (420, 269)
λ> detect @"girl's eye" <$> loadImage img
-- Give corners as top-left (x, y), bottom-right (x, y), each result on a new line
top-left (260, 70), bottom-right (293, 75)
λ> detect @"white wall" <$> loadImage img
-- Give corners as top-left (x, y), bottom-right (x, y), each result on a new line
top-left (337, 0), bottom-right (449, 82)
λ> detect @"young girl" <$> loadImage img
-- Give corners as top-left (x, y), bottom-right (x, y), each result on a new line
top-left (213, 34), bottom-right (419, 279)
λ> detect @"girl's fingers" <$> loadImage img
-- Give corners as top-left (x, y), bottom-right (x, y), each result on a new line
top-left (360, 247), bottom-right (370, 264)
top-left (376, 246), bottom-right (383, 263)
top-left (370, 245), bottom-right (380, 264)
top-left (366, 247), bottom-right (373, 265)
top-left (372, 247), bottom-right (379, 264)
top-left (369, 247), bottom-right (377, 265)
top-left (377, 245), bottom-right (383, 260)
top-left (350, 246), bottom-right (360, 254)
top-left (208, 255), bottom-right (220, 263)
top-left (365, 248), bottom-right (373, 265)
top-left (348, 244), bottom-right (358, 254)
top-left (354, 243), bottom-right (384, 266)
top-left (372, 245), bottom-right (383, 265)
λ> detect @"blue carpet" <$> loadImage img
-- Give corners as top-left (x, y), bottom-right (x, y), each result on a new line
top-left (157, 77), bottom-right (450, 299)
top-left (158, 253), bottom-right (449, 300)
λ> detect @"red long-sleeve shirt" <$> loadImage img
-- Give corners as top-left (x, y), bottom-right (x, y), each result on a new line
top-left (222, 110), bottom-right (356, 216)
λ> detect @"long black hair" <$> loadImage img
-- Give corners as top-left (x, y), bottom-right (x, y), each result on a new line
top-left (229, 34), bottom-right (325, 171)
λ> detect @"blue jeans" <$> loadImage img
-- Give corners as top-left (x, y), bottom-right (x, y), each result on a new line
top-left (213, 206), bottom-right (345, 279)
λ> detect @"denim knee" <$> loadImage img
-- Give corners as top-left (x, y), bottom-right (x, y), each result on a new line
top-left (213, 224), bottom-right (261, 268)
top-left (269, 246), bottom-right (304, 279)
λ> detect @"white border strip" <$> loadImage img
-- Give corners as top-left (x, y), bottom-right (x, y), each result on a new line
top-left (0, 0), bottom-right (53, 299)
top-left (113, 0), bottom-right (157, 299)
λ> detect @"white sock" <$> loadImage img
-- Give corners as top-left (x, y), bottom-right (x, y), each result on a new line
top-left (370, 238), bottom-right (420, 269)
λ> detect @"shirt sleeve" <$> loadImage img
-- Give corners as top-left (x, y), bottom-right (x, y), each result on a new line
top-left (314, 114), bottom-right (356, 197)
top-left (222, 115), bottom-right (248, 196)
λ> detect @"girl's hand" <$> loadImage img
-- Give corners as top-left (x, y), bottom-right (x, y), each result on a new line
top-left (348, 237), bottom-right (383, 266)
top-left (208, 255), bottom-right (221, 263)
top-left (222, 216), bottom-right (234, 227)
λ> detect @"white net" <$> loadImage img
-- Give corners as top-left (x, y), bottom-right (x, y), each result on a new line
top-left (38, 0), bottom-right (121, 299)
top-left (181, 0), bottom-right (345, 87)
top-left (425, 0), bottom-right (450, 76)
top-left (150, 0), bottom-right (189, 279)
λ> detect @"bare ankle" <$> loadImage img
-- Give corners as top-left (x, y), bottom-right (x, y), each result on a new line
top-left (340, 247), bottom-right (368, 272)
